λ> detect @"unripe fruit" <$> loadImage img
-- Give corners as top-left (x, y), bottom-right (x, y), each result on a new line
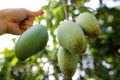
top-left (76, 12), bottom-right (100, 37)
top-left (15, 24), bottom-right (48, 61)
top-left (57, 21), bottom-right (86, 54)
top-left (57, 47), bottom-right (79, 78)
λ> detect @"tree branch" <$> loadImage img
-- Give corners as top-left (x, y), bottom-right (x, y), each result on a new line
top-left (62, 0), bottom-right (69, 20)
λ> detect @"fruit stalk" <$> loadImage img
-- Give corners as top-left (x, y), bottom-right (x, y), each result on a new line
top-left (61, 0), bottom-right (69, 20)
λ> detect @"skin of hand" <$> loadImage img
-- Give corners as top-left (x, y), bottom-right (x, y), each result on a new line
top-left (0, 8), bottom-right (44, 35)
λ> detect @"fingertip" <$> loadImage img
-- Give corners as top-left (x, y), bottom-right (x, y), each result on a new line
top-left (27, 9), bottom-right (44, 17)
top-left (39, 9), bottom-right (44, 15)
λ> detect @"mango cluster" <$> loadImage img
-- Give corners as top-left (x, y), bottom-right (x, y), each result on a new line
top-left (56, 12), bottom-right (100, 78)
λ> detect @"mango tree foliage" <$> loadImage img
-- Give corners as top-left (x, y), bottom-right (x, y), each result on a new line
top-left (0, 0), bottom-right (120, 80)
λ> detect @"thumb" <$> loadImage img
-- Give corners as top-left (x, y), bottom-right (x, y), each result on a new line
top-left (27, 9), bottom-right (44, 17)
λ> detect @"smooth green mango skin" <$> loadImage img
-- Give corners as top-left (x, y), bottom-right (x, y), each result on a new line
top-left (57, 21), bottom-right (86, 54)
top-left (15, 24), bottom-right (48, 61)
top-left (57, 47), bottom-right (79, 78)
top-left (76, 12), bottom-right (100, 37)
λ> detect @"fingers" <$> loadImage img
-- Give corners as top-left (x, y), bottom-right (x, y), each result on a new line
top-left (6, 23), bottom-right (24, 35)
top-left (20, 9), bottom-right (44, 30)
top-left (17, 9), bottom-right (44, 34)
top-left (20, 17), bottom-right (34, 30)
top-left (18, 9), bottom-right (44, 34)
top-left (27, 9), bottom-right (44, 17)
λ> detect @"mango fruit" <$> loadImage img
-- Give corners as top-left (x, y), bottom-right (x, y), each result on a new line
top-left (57, 47), bottom-right (79, 78)
top-left (57, 21), bottom-right (86, 54)
top-left (76, 12), bottom-right (100, 37)
top-left (15, 24), bottom-right (48, 61)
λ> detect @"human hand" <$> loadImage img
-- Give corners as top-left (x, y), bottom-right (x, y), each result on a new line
top-left (0, 8), bottom-right (44, 35)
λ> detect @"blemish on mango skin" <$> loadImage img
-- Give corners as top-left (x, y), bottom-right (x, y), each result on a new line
top-left (68, 38), bottom-right (86, 54)
top-left (63, 68), bottom-right (75, 78)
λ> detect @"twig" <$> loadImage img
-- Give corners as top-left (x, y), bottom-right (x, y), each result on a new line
top-left (62, 0), bottom-right (69, 20)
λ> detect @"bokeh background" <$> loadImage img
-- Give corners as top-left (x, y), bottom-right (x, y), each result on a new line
top-left (0, 0), bottom-right (120, 80)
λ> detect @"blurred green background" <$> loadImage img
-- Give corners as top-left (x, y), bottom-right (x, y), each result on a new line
top-left (0, 0), bottom-right (120, 80)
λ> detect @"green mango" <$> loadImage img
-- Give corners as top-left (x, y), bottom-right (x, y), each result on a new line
top-left (76, 12), bottom-right (100, 37)
top-left (15, 24), bottom-right (48, 61)
top-left (57, 47), bottom-right (79, 78)
top-left (57, 20), bottom-right (86, 54)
